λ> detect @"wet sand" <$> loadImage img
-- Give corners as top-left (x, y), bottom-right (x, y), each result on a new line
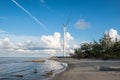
top-left (50, 58), bottom-right (120, 80)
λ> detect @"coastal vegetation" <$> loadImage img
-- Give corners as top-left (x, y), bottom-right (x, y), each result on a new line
top-left (71, 33), bottom-right (120, 59)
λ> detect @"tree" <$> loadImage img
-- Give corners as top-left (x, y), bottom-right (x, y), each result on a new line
top-left (80, 43), bottom-right (93, 58)
top-left (71, 33), bottom-right (120, 59)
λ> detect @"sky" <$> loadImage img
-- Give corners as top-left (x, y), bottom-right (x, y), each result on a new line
top-left (0, 0), bottom-right (120, 57)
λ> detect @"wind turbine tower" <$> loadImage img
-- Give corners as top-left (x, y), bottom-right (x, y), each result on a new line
top-left (63, 12), bottom-right (71, 57)
top-left (63, 25), bottom-right (66, 57)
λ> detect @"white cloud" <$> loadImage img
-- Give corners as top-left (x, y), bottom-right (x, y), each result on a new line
top-left (41, 32), bottom-right (61, 49)
top-left (0, 30), bottom-right (75, 57)
top-left (0, 38), bottom-right (9, 48)
top-left (1, 28), bottom-right (119, 57)
top-left (66, 32), bottom-right (73, 41)
top-left (105, 28), bottom-right (120, 42)
top-left (0, 30), bottom-right (8, 34)
top-left (75, 19), bottom-right (90, 29)
top-left (64, 32), bottom-right (74, 49)
top-left (73, 44), bottom-right (79, 49)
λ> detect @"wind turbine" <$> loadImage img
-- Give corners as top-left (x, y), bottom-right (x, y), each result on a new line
top-left (63, 12), bottom-right (71, 57)
top-left (63, 24), bottom-right (66, 57)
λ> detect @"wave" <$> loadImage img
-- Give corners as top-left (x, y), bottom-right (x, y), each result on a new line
top-left (0, 57), bottom-right (67, 80)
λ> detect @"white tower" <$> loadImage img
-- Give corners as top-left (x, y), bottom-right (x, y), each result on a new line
top-left (62, 11), bottom-right (71, 57)
top-left (63, 26), bottom-right (66, 57)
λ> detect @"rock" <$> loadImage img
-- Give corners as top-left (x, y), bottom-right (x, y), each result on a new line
top-left (12, 74), bottom-right (24, 77)
top-left (24, 59), bottom-right (45, 63)
top-left (32, 59), bottom-right (45, 62)
top-left (99, 66), bottom-right (120, 71)
top-left (33, 69), bottom-right (38, 73)
top-left (43, 70), bottom-right (55, 77)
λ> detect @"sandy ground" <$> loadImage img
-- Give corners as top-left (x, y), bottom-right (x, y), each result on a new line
top-left (50, 58), bottom-right (120, 80)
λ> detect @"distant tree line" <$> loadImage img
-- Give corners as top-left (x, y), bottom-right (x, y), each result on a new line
top-left (70, 33), bottom-right (120, 59)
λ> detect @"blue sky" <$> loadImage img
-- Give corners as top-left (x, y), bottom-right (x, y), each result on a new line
top-left (0, 0), bottom-right (120, 57)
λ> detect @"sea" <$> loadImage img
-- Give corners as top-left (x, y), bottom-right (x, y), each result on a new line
top-left (0, 57), bottom-right (67, 80)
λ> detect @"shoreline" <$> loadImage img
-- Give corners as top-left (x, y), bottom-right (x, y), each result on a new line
top-left (50, 57), bottom-right (120, 80)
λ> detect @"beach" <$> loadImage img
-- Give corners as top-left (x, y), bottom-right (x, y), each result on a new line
top-left (50, 58), bottom-right (120, 80)
top-left (0, 57), bottom-right (66, 80)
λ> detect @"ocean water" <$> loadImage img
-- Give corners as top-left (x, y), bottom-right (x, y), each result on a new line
top-left (0, 57), bottom-right (67, 80)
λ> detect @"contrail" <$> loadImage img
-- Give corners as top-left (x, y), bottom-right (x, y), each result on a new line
top-left (11, 0), bottom-right (48, 31)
